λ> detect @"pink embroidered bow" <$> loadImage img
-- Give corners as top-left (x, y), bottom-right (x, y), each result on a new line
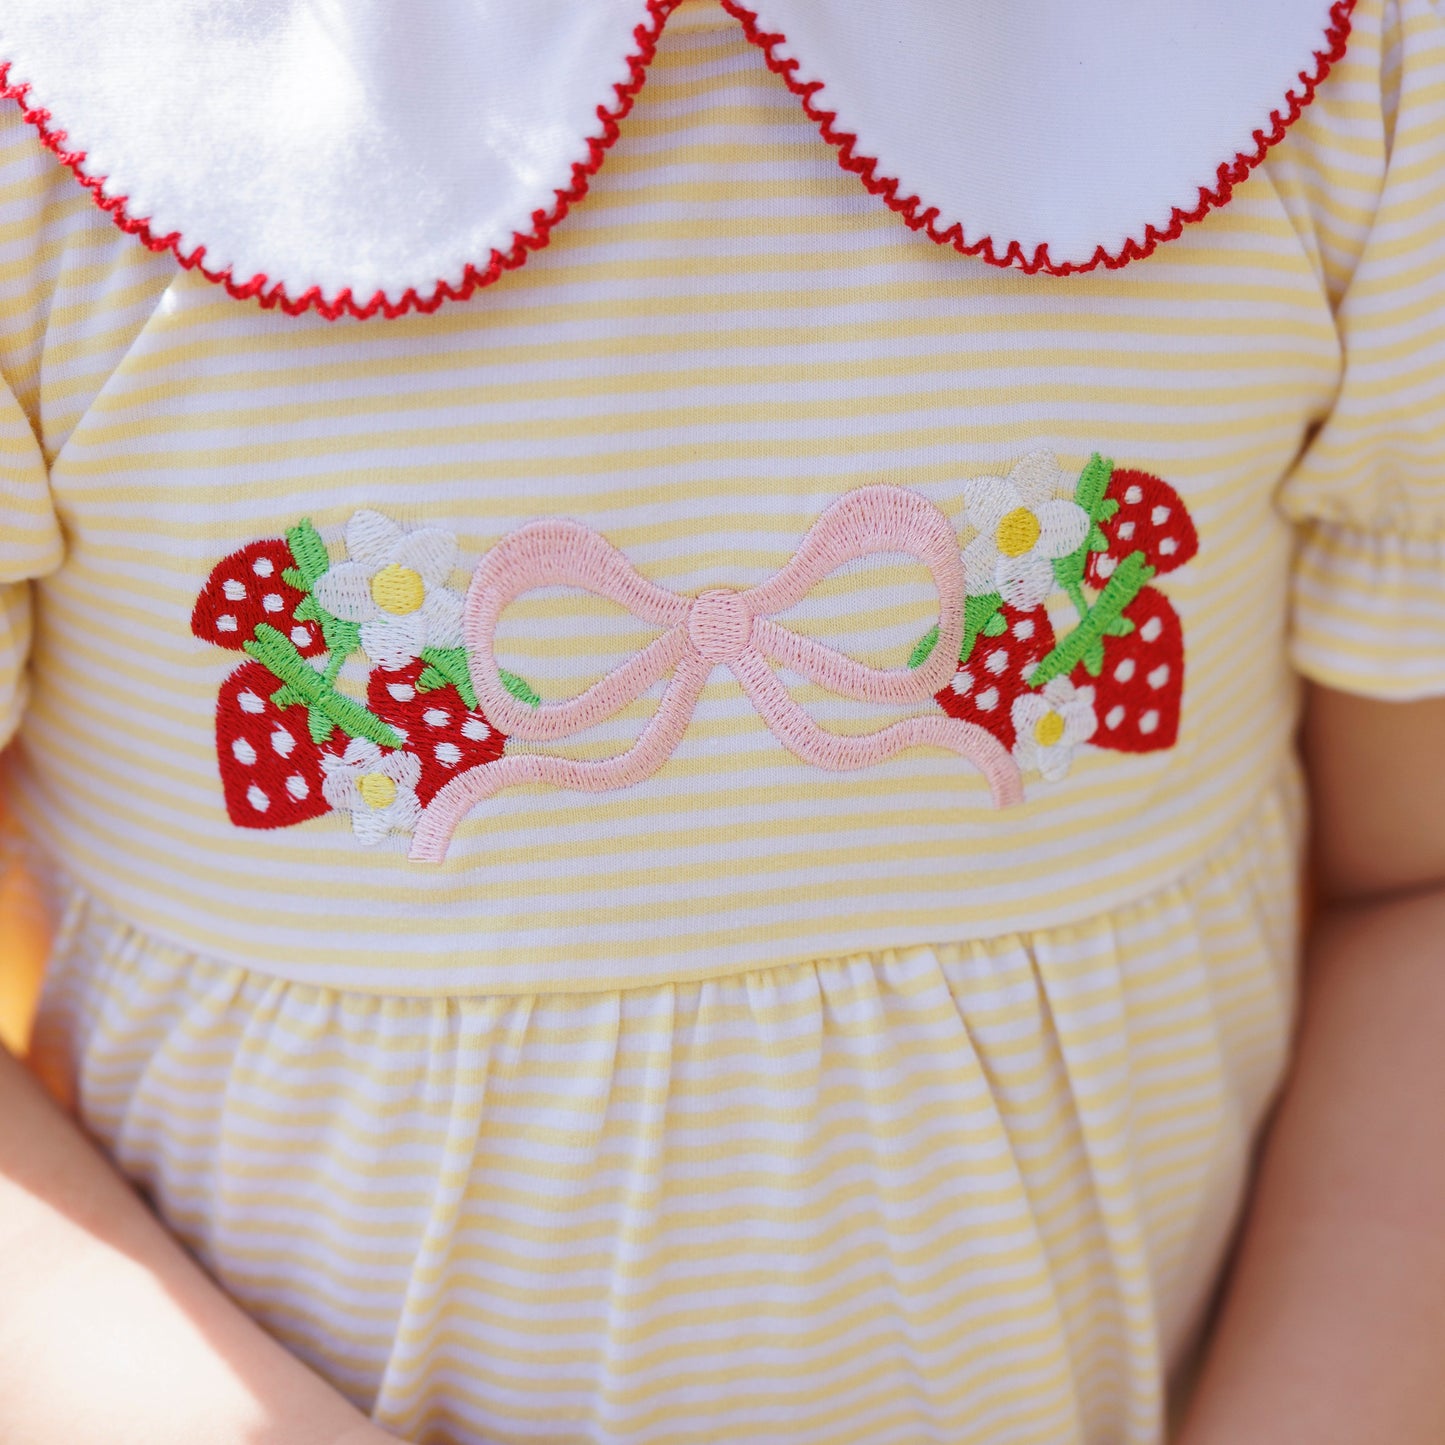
top-left (411, 485), bottom-right (1023, 860)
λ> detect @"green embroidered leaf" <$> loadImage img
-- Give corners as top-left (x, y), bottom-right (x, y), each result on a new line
top-left (244, 624), bottom-right (403, 749)
top-left (907, 592), bottom-right (999, 670)
top-left (1105, 616), bottom-right (1136, 638)
top-left (416, 650), bottom-right (541, 709)
top-left (1054, 452), bottom-right (1116, 602)
top-left (961, 593), bottom-right (1002, 664)
top-left (1087, 524), bottom-right (1109, 552)
top-left (499, 669), bottom-right (542, 708)
top-left (280, 523), bottom-right (367, 688)
top-left (307, 706), bottom-right (336, 744)
top-left (1074, 452), bottom-right (1114, 517)
top-left (910, 597), bottom-right (1001, 672)
top-left (280, 528), bottom-right (365, 685)
top-left (285, 518), bottom-right (331, 589)
top-left (1028, 550), bottom-right (1155, 689)
top-left (418, 646), bottom-right (478, 709)
top-left (1082, 640), bottom-right (1106, 677)
top-left (908, 626), bottom-right (940, 669)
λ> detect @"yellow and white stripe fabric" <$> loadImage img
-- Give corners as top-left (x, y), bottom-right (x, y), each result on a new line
top-left (0, 366), bottom-right (56, 752)
top-left (1277, 0), bottom-right (1445, 696)
top-left (32, 775), bottom-right (1302, 1445)
top-left (3, 0), bottom-right (1445, 1439)
top-left (1291, 525), bottom-right (1445, 696)
top-left (0, 0), bottom-right (1441, 989)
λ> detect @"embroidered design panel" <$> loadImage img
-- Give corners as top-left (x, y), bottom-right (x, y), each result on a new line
top-left (189, 452), bottom-right (1197, 860)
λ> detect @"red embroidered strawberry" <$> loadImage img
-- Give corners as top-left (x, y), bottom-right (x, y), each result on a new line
top-left (214, 661), bottom-right (339, 827)
top-left (934, 604), bottom-right (1056, 751)
top-left (1076, 585), bottom-right (1184, 752)
top-left (1084, 468), bottom-right (1198, 588)
top-left (191, 538), bottom-right (325, 656)
top-left (367, 660), bottom-right (505, 805)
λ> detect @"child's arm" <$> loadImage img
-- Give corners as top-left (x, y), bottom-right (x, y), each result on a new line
top-left (1178, 685), bottom-right (1445, 1443)
top-left (0, 1045), bottom-right (399, 1445)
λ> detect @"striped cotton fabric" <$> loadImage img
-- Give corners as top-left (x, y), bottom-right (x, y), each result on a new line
top-left (0, 0), bottom-right (1441, 992)
top-left (5, 0), bottom-right (1445, 1439)
top-left (33, 778), bottom-right (1303, 1445)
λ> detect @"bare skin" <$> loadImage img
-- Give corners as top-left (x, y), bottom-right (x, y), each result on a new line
top-left (0, 684), bottom-right (1439, 1442)
top-left (0, 1043), bottom-right (396, 1445)
top-left (1179, 687), bottom-right (1445, 1443)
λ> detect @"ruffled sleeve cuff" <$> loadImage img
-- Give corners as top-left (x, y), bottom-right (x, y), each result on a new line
top-left (1291, 521), bottom-right (1445, 700)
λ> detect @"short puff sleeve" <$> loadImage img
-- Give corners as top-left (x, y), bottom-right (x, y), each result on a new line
top-left (0, 107), bottom-right (63, 746)
top-left (0, 396), bottom-right (57, 747)
top-left (1281, 0), bottom-right (1445, 699)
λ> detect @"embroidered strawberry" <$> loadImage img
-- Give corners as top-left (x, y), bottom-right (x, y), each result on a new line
top-left (934, 604), bottom-right (1056, 751)
top-left (367, 659), bottom-right (505, 805)
top-left (1084, 468), bottom-right (1198, 587)
top-left (214, 661), bottom-right (339, 827)
top-left (1075, 585), bottom-right (1184, 753)
top-left (191, 538), bottom-right (325, 656)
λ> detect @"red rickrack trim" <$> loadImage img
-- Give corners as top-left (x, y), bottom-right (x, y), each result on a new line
top-left (718, 0), bottom-right (1356, 276)
top-left (0, 0), bottom-right (1357, 313)
top-left (0, 0), bottom-right (680, 321)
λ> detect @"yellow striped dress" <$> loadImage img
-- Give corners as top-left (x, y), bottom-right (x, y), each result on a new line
top-left (3, 1), bottom-right (1445, 1440)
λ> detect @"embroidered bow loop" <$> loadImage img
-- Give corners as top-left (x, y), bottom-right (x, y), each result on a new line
top-left (411, 486), bottom-right (1022, 860)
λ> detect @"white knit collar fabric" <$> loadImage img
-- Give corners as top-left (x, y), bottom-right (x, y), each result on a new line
top-left (0, 0), bottom-right (1350, 320)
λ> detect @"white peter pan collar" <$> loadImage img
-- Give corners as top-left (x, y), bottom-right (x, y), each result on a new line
top-left (0, 0), bottom-right (1352, 321)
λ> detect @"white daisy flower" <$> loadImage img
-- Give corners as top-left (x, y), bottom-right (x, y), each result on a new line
top-left (1011, 678), bottom-right (1097, 783)
top-left (321, 738), bottom-right (422, 844)
top-left (312, 510), bottom-right (464, 669)
top-left (960, 451), bottom-right (1090, 609)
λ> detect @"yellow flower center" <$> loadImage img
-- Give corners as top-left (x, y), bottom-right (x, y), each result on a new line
top-left (356, 772), bottom-right (397, 810)
top-left (996, 506), bottom-right (1042, 558)
top-left (370, 563), bottom-right (426, 616)
top-left (1034, 710), bottom-right (1067, 748)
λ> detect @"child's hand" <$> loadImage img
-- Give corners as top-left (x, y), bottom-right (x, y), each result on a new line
top-left (1177, 686), bottom-right (1445, 1443)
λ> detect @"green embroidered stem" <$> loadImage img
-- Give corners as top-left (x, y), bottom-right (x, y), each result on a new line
top-left (1028, 551), bottom-right (1155, 688)
top-left (1061, 576), bottom-right (1090, 623)
top-left (245, 624), bottom-right (403, 748)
